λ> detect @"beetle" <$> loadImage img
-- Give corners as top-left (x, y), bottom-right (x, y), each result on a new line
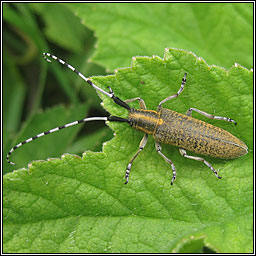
top-left (6, 53), bottom-right (248, 185)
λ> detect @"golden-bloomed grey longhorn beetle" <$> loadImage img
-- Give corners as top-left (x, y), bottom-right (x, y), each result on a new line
top-left (7, 53), bottom-right (248, 185)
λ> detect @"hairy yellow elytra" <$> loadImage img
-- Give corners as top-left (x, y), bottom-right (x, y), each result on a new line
top-left (129, 108), bottom-right (248, 159)
top-left (7, 54), bottom-right (248, 186)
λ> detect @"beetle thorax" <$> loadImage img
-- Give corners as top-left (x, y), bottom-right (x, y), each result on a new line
top-left (128, 108), bottom-right (160, 134)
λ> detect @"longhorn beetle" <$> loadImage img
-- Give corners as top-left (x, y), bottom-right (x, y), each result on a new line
top-left (7, 53), bottom-right (248, 185)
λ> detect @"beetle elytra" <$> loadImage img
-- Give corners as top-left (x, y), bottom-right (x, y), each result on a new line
top-left (7, 53), bottom-right (248, 185)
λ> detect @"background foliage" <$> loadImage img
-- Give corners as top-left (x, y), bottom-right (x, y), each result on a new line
top-left (3, 3), bottom-right (253, 253)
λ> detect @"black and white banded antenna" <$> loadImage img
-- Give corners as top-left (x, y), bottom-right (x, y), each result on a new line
top-left (43, 53), bottom-right (131, 110)
top-left (6, 53), bottom-right (130, 165)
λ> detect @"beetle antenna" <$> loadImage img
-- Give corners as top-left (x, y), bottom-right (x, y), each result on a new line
top-left (43, 53), bottom-right (131, 110)
top-left (6, 116), bottom-right (129, 165)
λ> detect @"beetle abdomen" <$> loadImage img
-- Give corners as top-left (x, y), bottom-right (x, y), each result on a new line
top-left (153, 108), bottom-right (248, 159)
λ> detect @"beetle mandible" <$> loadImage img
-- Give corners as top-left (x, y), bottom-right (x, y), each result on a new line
top-left (6, 53), bottom-right (248, 185)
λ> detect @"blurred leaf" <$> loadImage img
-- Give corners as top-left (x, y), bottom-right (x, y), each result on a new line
top-left (65, 3), bottom-right (253, 71)
top-left (3, 3), bottom-right (50, 114)
top-left (3, 3), bottom-right (82, 105)
top-left (3, 3), bottom-right (47, 52)
top-left (3, 49), bottom-right (253, 253)
top-left (30, 3), bottom-right (87, 52)
top-left (3, 51), bottom-right (26, 134)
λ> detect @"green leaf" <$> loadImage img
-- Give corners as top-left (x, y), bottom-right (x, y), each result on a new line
top-left (30, 3), bottom-right (88, 53)
top-left (67, 127), bottom-right (113, 154)
top-left (3, 49), bottom-right (253, 253)
top-left (64, 3), bottom-right (253, 71)
top-left (3, 51), bottom-right (26, 134)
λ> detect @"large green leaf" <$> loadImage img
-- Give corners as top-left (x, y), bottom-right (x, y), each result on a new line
top-left (65, 3), bottom-right (253, 71)
top-left (3, 49), bottom-right (253, 253)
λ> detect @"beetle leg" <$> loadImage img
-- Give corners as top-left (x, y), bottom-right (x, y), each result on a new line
top-left (124, 97), bottom-right (147, 110)
top-left (179, 148), bottom-right (222, 179)
top-left (155, 141), bottom-right (177, 185)
top-left (157, 73), bottom-right (187, 111)
top-left (124, 134), bottom-right (148, 184)
top-left (186, 108), bottom-right (237, 125)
